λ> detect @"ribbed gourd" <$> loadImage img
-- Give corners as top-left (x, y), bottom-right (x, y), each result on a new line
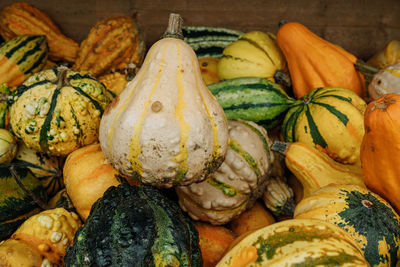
top-left (282, 87), bottom-right (366, 165)
top-left (0, 2), bottom-right (79, 63)
top-left (0, 35), bottom-right (48, 87)
top-left (0, 165), bottom-right (46, 240)
top-left (294, 184), bottom-right (400, 267)
top-left (13, 141), bottom-right (62, 197)
top-left (176, 119), bottom-right (273, 225)
top-left (9, 66), bottom-right (111, 156)
top-left (217, 31), bottom-right (287, 85)
top-left (262, 176), bottom-right (295, 218)
top-left (64, 183), bottom-right (202, 267)
top-left (99, 14), bottom-right (229, 187)
top-left (216, 219), bottom-right (369, 267)
top-left (73, 16), bottom-right (145, 77)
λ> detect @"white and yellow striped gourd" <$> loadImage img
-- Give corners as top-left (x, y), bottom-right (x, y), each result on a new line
top-left (99, 14), bottom-right (229, 187)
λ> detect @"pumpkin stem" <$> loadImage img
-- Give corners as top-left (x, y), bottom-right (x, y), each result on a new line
top-left (162, 13), bottom-right (184, 40)
top-left (9, 165), bottom-right (50, 210)
top-left (278, 20), bottom-right (288, 28)
top-left (271, 141), bottom-right (289, 155)
top-left (274, 70), bottom-right (292, 89)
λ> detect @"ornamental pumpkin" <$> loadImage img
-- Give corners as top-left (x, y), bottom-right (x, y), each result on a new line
top-left (0, 35), bottom-right (48, 87)
top-left (64, 183), bottom-right (202, 266)
top-left (99, 13), bottom-right (229, 187)
top-left (14, 141), bottom-right (62, 197)
top-left (361, 94), bottom-right (400, 214)
top-left (73, 16), bottom-right (145, 77)
top-left (63, 143), bottom-right (121, 221)
top-left (9, 66), bottom-right (111, 156)
top-left (282, 87), bottom-right (366, 165)
top-left (271, 141), bottom-right (365, 199)
top-left (176, 119), bottom-right (273, 225)
top-left (217, 219), bottom-right (369, 267)
top-left (368, 62), bottom-right (400, 100)
top-left (10, 208), bottom-right (81, 266)
top-left (0, 2), bottom-right (79, 63)
top-left (0, 165), bottom-right (46, 241)
top-left (217, 31), bottom-right (287, 85)
top-left (294, 184), bottom-right (400, 267)
top-left (367, 40), bottom-right (400, 68)
top-left (277, 22), bottom-right (365, 98)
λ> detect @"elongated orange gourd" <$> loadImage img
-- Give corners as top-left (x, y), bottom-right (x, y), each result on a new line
top-left (361, 94), bottom-right (400, 214)
top-left (277, 22), bottom-right (365, 99)
top-left (0, 2), bottom-right (79, 63)
top-left (99, 14), bottom-right (229, 188)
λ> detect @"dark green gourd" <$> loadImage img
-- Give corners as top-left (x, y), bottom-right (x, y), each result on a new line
top-left (64, 183), bottom-right (202, 267)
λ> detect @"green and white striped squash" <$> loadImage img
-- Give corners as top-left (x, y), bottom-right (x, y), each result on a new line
top-left (0, 35), bottom-right (48, 87)
top-left (9, 66), bottom-right (111, 156)
top-left (64, 183), bottom-right (202, 266)
top-left (99, 14), bottom-right (229, 188)
top-left (294, 184), bottom-right (400, 267)
top-left (0, 165), bottom-right (46, 240)
top-left (176, 119), bottom-right (273, 225)
top-left (208, 77), bottom-right (296, 130)
top-left (282, 87), bottom-right (366, 165)
top-left (183, 26), bottom-right (242, 58)
top-left (217, 218), bottom-right (368, 267)
top-left (13, 142), bottom-right (62, 197)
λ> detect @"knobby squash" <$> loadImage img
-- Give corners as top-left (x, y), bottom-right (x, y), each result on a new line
top-left (0, 2), bottom-right (79, 63)
top-left (294, 184), bottom-right (400, 267)
top-left (176, 119), bottom-right (273, 225)
top-left (9, 66), bottom-right (111, 156)
top-left (64, 183), bottom-right (202, 266)
top-left (99, 13), bottom-right (229, 187)
top-left (282, 87), bottom-right (366, 165)
top-left (277, 22), bottom-right (365, 99)
top-left (361, 94), bottom-right (400, 214)
top-left (217, 219), bottom-right (368, 267)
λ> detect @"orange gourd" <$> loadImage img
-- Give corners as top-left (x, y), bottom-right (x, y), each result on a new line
top-left (361, 94), bottom-right (400, 214)
top-left (277, 22), bottom-right (365, 99)
top-left (0, 2), bottom-right (79, 63)
top-left (194, 222), bottom-right (236, 267)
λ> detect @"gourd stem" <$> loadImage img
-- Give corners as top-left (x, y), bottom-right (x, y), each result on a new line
top-left (162, 13), bottom-right (183, 40)
top-left (280, 198), bottom-right (296, 217)
top-left (271, 141), bottom-right (289, 155)
top-left (354, 59), bottom-right (380, 87)
top-left (274, 70), bottom-right (292, 89)
top-left (278, 20), bottom-right (288, 28)
top-left (9, 165), bottom-right (50, 210)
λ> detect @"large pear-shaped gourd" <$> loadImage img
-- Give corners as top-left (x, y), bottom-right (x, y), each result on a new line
top-left (99, 14), bottom-right (229, 188)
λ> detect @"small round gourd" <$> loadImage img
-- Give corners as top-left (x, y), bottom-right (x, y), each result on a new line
top-left (262, 176), bottom-right (295, 218)
top-left (99, 14), bottom-right (229, 187)
top-left (294, 184), bottom-right (400, 267)
top-left (176, 119), bottom-right (273, 225)
top-left (368, 62), bottom-right (400, 100)
top-left (9, 66), bottom-right (111, 156)
top-left (0, 128), bottom-right (17, 163)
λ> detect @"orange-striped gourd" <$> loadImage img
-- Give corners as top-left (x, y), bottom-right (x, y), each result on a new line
top-left (99, 14), bottom-right (229, 188)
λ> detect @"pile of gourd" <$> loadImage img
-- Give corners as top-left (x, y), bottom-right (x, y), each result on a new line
top-left (0, 1), bottom-right (400, 267)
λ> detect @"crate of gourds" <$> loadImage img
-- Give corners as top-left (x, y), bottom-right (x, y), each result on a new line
top-left (0, 1), bottom-right (400, 267)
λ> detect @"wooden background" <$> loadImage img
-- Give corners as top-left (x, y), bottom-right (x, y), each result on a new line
top-left (1, 0), bottom-right (400, 60)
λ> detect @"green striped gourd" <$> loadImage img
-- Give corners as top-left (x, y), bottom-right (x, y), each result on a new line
top-left (9, 66), bottom-right (111, 156)
top-left (183, 26), bottom-right (242, 58)
top-left (295, 184), bottom-right (400, 267)
top-left (0, 165), bottom-right (46, 240)
top-left (13, 142), bottom-right (62, 197)
top-left (282, 87), bottom-right (366, 165)
top-left (64, 183), bottom-right (202, 266)
top-left (176, 119), bottom-right (273, 225)
top-left (0, 35), bottom-right (48, 87)
top-left (99, 14), bottom-right (229, 188)
top-left (217, 219), bottom-right (369, 266)
top-left (208, 77), bottom-right (296, 129)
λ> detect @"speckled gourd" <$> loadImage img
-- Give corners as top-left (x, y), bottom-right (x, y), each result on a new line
top-left (176, 119), bottom-right (273, 225)
top-left (9, 66), bottom-right (111, 156)
top-left (99, 14), bottom-right (229, 187)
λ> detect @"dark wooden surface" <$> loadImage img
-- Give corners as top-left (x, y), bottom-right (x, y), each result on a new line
top-left (1, 0), bottom-right (400, 59)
